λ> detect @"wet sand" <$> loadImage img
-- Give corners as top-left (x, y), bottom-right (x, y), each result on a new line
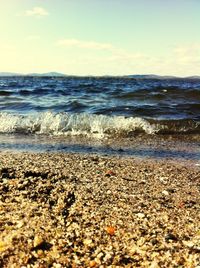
top-left (0, 152), bottom-right (199, 267)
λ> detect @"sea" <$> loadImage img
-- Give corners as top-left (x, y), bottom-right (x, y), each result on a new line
top-left (0, 76), bottom-right (200, 161)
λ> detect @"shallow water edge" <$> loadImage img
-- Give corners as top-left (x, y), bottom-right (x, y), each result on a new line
top-left (0, 133), bottom-right (199, 165)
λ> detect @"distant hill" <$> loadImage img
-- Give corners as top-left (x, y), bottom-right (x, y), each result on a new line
top-left (0, 72), bottom-right (67, 77)
top-left (125, 74), bottom-right (200, 79)
top-left (0, 72), bottom-right (200, 79)
top-left (27, 72), bottom-right (67, 77)
top-left (185, 76), bottom-right (200, 79)
top-left (0, 72), bottom-right (21, 76)
top-left (125, 74), bottom-right (178, 79)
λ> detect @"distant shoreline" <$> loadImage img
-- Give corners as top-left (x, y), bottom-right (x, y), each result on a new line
top-left (0, 72), bottom-right (200, 79)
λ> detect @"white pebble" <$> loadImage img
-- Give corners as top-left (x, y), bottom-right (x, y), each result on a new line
top-left (159, 177), bottom-right (168, 184)
top-left (137, 213), bottom-right (145, 218)
top-left (162, 190), bottom-right (169, 196)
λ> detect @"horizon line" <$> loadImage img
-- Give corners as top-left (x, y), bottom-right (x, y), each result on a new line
top-left (0, 71), bottom-right (200, 78)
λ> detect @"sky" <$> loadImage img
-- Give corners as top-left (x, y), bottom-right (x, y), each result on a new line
top-left (0, 0), bottom-right (200, 76)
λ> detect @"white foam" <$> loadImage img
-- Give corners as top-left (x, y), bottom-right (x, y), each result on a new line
top-left (0, 112), bottom-right (158, 137)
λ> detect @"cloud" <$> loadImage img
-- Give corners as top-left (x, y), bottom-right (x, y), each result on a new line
top-left (53, 39), bottom-right (200, 76)
top-left (173, 44), bottom-right (200, 56)
top-left (57, 39), bottom-right (114, 50)
top-left (24, 7), bottom-right (49, 17)
top-left (103, 43), bottom-right (200, 75)
top-left (56, 38), bottom-right (153, 65)
top-left (172, 44), bottom-right (200, 64)
top-left (56, 38), bottom-right (164, 74)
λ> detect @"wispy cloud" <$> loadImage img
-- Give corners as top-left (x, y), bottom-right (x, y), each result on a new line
top-left (57, 39), bottom-right (114, 50)
top-left (56, 38), bottom-right (200, 75)
top-left (173, 43), bottom-right (200, 56)
top-left (173, 43), bottom-right (200, 64)
top-left (24, 7), bottom-right (49, 18)
top-left (56, 38), bottom-right (151, 62)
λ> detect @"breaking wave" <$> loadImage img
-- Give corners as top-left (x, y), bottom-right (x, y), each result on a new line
top-left (0, 112), bottom-right (199, 138)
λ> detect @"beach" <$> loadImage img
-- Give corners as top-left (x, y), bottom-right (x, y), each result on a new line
top-left (0, 75), bottom-right (200, 267)
top-left (1, 0), bottom-right (200, 266)
top-left (0, 152), bottom-right (199, 267)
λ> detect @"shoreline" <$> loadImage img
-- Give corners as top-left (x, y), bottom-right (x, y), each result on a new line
top-left (0, 152), bottom-right (200, 267)
top-left (0, 133), bottom-right (200, 163)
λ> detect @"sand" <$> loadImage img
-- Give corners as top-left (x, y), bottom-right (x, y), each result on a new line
top-left (0, 152), bottom-right (199, 267)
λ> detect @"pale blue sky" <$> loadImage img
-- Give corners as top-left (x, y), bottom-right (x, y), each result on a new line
top-left (0, 0), bottom-right (200, 76)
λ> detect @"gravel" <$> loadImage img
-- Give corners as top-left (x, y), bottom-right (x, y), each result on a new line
top-left (0, 152), bottom-right (199, 267)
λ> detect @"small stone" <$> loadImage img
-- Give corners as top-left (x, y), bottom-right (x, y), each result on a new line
top-left (0, 241), bottom-right (8, 252)
top-left (37, 249), bottom-right (44, 258)
top-left (89, 260), bottom-right (97, 267)
top-left (105, 226), bottom-right (116, 235)
top-left (33, 235), bottom-right (44, 248)
top-left (137, 213), bottom-right (145, 218)
top-left (53, 264), bottom-right (62, 268)
top-left (16, 220), bottom-right (24, 228)
top-left (162, 190), bottom-right (169, 196)
top-left (103, 252), bottom-right (112, 262)
top-left (83, 239), bottom-right (93, 246)
top-left (182, 241), bottom-right (195, 248)
top-left (149, 260), bottom-right (160, 268)
top-left (97, 252), bottom-right (104, 259)
top-left (159, 177), bottom-right (168, 184)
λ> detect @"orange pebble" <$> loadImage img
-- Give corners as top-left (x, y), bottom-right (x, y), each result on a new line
top-left (89, 260), bottom-right (97, 267)
top-left (106, 226), bottom-right (116, 235)
top-left (178, 202), bottom-right (185, 208)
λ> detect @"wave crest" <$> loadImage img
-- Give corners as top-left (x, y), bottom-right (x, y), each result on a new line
top-left (0, 112), bottom-right (199, 137)
top-left (0, 112), bottom-right (157, 137)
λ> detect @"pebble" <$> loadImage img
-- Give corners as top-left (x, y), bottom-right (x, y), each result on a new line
top-left (103, 252), bottom-right (112, 262)
top-left (105, 226), bottom-right (116, 235)
top-left (162, 190), bottom-right (169, 196)
top-left (53, 264), bottom-right (62, 268)
top-left (83, 239), bottom-right (93, 246)
top-left (159, 177), bottom-right (168, 184)
top-left (33, 235), bottom-right (44, 248)
top-left (89, 260), bottom-right (97, 267)
top-left (0, 152), bottom-right (199, 267)
top-left (137, 212), bottom-right (145, 218)
top-left (0, 241), bottom-right (8, 252)
top-left (16, 220), bottom-right (24, 228)
top-left (2, 179), bottom-right (8, 184)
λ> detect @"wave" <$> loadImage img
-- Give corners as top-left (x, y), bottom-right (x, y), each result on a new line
top-left (0, 112), bottom-right (199, 138)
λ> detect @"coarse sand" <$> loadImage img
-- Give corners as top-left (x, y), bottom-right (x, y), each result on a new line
top-left (0, 152), bottom-right (199, 267)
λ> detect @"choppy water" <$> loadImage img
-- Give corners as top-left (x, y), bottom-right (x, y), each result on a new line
top-left (0, 76), bottom-right (200, 137)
